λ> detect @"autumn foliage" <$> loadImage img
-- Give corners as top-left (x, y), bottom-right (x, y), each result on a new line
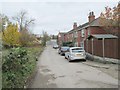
top-left (100, 2), bottom-right (120, 36)
top-left (2, 23), bottom-right (36, 47)
top-left (2, 23), bottom-right (20, 47)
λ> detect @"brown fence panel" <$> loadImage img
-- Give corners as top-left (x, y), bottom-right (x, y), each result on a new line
top-left (88, 39), bottom-right (92, 54)
top-left (93, 39), bottom-right (103, 57)
top-left (104, 39), bottom-right (118, 59)
top-left (118, 39), bottom-right (120, 59)
top-left (85, 38), bottom-right (119, 59)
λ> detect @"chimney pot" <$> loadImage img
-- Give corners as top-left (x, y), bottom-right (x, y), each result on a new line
top-left (73, 22), bottom-right (77, 29)
top-left (88, 11), bottom-right (95, 22)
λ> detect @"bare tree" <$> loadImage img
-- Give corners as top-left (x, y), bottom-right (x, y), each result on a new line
top-left (41, 31), bottom-right (50, 46)
top-left (12, 10), bottom-right (36, 46)
top-left (0, 14), bottom-right (10, 35)
top-left (12, 10), bottom-right (35, 31)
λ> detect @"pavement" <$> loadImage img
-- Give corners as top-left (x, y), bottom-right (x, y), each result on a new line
top-left (28, 40), bottom-right (119, 88)
top-left (82, 60), bottom-right (119, 79)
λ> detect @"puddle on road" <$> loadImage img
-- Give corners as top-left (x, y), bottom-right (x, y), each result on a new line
top-left (42, 69), bottom-right (51, 73)
top-left (76, 71), bottom-right (83, 73)
top-left (58, 75), bottom-right (65, 78)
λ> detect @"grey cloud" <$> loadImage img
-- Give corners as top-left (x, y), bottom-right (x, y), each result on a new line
top-left (1, 1), bottom-right (118, 35)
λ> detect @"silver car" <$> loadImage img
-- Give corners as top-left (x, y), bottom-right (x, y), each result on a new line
top-left (58, 46), bottom-right (69, 56)
top-left (65, 47), bottom-right (86, 61)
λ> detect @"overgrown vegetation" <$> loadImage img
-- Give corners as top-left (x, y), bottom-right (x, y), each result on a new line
top-left (1, 10), bottom-right (49, 88)
top-left (2, 46), bottom-right (44, 88)
top-left (1, 9), bottom-right (51, 88)
top-left (41, 31), bottom-right (50, 46)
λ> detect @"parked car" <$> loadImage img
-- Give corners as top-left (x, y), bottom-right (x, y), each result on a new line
top-left (65, 47), bottom-right (86, 61)
top-left (58, 46), bottom-right (69, 56)
top-left (53, 44), bottom-right (59, 49)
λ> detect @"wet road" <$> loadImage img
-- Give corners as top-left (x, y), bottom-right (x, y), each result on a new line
top-left (29, 40), bottom-right (118, 88)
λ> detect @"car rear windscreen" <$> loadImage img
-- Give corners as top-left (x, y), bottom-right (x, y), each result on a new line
top-left (61, 47), bottom-right (69, 50)
top-left (72, 48), bottom-right (84, 53)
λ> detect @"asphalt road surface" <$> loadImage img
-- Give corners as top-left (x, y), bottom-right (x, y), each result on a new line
top-left (29, 40), bottom-right (118, 88)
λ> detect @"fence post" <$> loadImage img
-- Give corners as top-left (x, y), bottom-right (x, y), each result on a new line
top-left (103, 38), bottom-right (105, 60)
top-left (92, 38), bottom-right (94, 60)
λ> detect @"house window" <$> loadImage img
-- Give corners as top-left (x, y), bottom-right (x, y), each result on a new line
top-left (74, 31), bottom-right (78, 37)
top-left (58, 34), bottom-right (61, 37)
top-left (72, 33), bottom-right (73, 37)
top-left (74, 42), bottom-right (78, 47)
top-left (81, 29), bottom-right (85, 37)
top-left (88, 29), bottom-right (91, 36)
top-left (80, 42), bottom-right (84, 48)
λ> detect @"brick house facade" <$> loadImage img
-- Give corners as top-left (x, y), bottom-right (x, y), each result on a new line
top-left (57, 11), bottom-right (119, 59)
top-left (57, 32), bottom-right (66, 46)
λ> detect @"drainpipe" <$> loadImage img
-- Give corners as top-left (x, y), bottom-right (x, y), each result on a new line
top-left (103, 38), bottom-right (105, 60)
top-left (92, 38), bottom-right (94, 60)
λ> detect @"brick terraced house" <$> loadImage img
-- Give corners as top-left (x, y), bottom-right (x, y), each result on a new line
top-left (57, 11), bottom-right (119, 62)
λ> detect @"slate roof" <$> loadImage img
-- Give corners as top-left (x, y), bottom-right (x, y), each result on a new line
top-left (67, 27), bottom-right (78, 34)
top-left (88, 34), bottom-right (118, 39)
top-left (77, 17), bottom-right (102, 31)
top-left (67, 17), bottom-right (103, 33)
top-left (79, 22), bottom-right (89, 29)
top-left (89, 17), bottom-right (102, 27)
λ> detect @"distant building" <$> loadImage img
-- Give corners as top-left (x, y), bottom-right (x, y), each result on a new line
top-left (57, 32), bottom-right (66, 46)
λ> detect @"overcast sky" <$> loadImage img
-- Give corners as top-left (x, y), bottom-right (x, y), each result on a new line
top-left (0, 0), bottom-right (119, 35)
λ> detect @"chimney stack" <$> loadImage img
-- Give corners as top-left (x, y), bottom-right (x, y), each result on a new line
top-left (88, 11), bottom-right (95, 22)
top-left (73, 22), bottom-right (77, 29)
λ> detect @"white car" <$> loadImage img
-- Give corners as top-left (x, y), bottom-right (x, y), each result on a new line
top-left (53, 44), bottom-right (59, 49)
top-left (65, 47), bottom-right (86, 62)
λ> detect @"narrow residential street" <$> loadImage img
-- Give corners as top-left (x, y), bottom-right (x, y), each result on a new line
top-left (29, 40), bottom-right (118, 88)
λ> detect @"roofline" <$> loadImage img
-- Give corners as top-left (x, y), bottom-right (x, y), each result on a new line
top-left (63, 17), bottom-right (101, 34)
top-left (87, 34), bottom-right (118, 39)
top-left (77, 17), bottom-right (101, 31)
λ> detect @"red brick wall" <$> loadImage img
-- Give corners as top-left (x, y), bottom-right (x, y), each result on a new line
top-left (57, 33), bottom-right (65, 45)
top-left (64, 34), bottom-right (67, 42)
top-left (77, 31), bottom-right (81, 47)
top-left (84, 27), bottom-right (107, 39)
top-left (90, 27), bottom-right (107, 34)
top-left (77, 30), bottom-right (85, 47)
top-left (85, 28), bottom-right (88, 39)
top-left (69, 33), bottom-right (73, 42)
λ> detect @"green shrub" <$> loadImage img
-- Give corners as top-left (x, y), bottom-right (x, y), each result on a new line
top-left (2, 47), bottom-right (29, 88)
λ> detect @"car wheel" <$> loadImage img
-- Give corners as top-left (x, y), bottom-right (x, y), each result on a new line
top-left (65, 56), bottom-right (67, 59)
top-left (60, 53), bottom-right (63, 56)
top-left (60, 53), bottom-right (62, 56)
top-left (68, 57), bottom-right (71, 62)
